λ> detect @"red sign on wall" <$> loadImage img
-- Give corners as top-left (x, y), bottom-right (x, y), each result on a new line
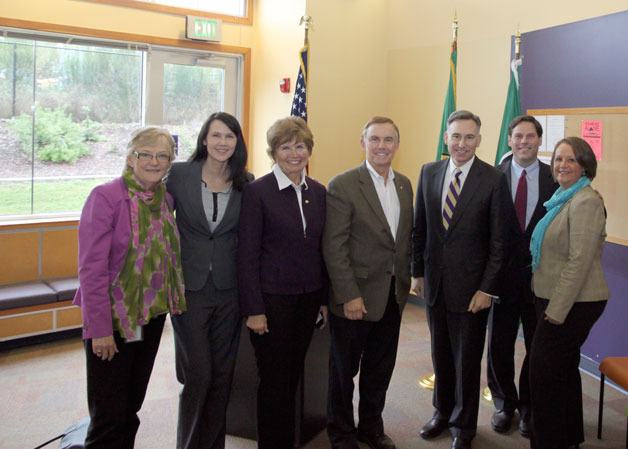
top-left (581, 120), bottom-right (603, 160)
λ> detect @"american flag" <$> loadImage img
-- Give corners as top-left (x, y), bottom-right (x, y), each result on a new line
top-left (291, 45), bottom-right (308, 121)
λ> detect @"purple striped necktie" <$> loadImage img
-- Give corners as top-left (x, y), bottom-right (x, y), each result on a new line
top-left (442, 169), bottom-right (462, 230)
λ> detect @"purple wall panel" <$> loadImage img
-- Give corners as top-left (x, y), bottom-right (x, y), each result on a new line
top-left (521, 11), bottom-right (628, 363)
top-left (521, 10), bottom-right (628, 112)
top-left (581, 242), bottom-right (628, 361)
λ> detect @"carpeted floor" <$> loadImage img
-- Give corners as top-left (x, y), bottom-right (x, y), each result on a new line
top-left (1, 303), bottom-right (625, 449)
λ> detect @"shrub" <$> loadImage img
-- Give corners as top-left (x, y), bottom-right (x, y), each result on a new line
top-left (81, 116), bottom-right (104, 142)
top-left (9, 106), bottom-right (90, 163)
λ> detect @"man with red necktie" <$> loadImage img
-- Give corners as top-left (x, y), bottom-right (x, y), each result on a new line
top-left (487, 115), bottom-right (558, 438)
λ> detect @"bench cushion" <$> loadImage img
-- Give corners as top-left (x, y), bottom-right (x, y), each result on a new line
top-left (0, 282), bottom-right (57, 311)
top-left (46, 278), bottom-right (80, 301)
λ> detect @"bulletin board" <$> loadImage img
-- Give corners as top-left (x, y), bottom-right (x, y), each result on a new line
top-left (528, 107), bottom-right (628, 246)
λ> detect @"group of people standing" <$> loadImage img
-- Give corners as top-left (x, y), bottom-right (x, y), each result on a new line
top-left (412, 111), bottom-right (608, 449)
top-left (73, 108), bottom-right (609, 449)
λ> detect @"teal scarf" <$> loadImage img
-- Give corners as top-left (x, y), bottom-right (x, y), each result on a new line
top-left (530, 176), bottom-right (591, 272)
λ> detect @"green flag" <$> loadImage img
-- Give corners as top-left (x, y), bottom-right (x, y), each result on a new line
top-left (495, 57), bottom-right (522, 165)
top-left (436, 41), bottom-right (457, 160)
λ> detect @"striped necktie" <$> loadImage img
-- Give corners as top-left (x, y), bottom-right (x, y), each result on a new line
top-left (442, 169), bottom-right (462, 230)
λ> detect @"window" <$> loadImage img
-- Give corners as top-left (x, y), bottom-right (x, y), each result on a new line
top-left (138, 0), bottom-right (247, 17)
top-left (0, 31), bottom-right (243, 220)
top-left (88, 0), bottom-right (252, 23)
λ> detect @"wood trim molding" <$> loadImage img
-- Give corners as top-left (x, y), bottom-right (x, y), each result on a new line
top-left (0, 300), bottom-right (77, 317)
top-left (83, 0), bottom-right (253, 26)
top-left (0, 219), bottom-right (79, 231)
top-left (607, 236), bottom-right (628, 247)
top-left (527, 106), bottom-right (628, 115)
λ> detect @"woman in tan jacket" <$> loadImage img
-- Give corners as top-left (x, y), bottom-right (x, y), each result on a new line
top-left (528, 136), bottom-right (609, 449)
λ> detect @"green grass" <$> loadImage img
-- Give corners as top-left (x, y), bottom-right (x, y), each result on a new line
top-left (0, 178), bottom-right (112, 215)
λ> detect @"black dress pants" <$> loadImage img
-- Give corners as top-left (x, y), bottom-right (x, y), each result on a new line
top-left (327, 282), bottom-right (401, 449)
top-left (250, 290), bottom-right (322, 449)
top-left (84, 313), bottom-right (166, 449)
top-left (487, 298), bottom-right (537, 420)
top-left (427, 297), bottom-right (489, 439)
top-left (529, 298), bottom-right (606, 449)
top-left (171, 276), bottom-right (242, 449)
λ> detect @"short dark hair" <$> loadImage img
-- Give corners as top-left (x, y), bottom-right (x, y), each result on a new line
top-left (190, 112), bottom-right (250, 191)
top-left (551, 136), bottom-right (597, 180)
top-left (362, 116), bottom-right (400, 141)
top-left (266, 116), bottom-right (314, 160)
top-left (508, 115), bottom-right (543, 138)
top-left (447, 110), bottom-right (481, 129)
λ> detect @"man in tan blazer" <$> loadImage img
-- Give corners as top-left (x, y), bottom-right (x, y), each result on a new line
top-left (323, 116), bottom-right (413, 449)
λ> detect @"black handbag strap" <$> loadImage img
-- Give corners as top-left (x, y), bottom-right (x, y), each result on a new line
top-left (32, 433), bottom-right (65, 449)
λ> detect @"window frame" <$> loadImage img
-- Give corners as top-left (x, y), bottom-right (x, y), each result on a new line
top-left (84, 0), bottom-right (253, 25)
top-left (0, 16), bottom-right (251, 225)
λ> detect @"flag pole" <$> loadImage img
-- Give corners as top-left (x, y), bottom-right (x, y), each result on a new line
top-left (299, 15), bottom-right (312, 45)
top-left (291, 16), bottom-right (311, 122)
top-left (434, 13), bottom-right (459, 161)
top-left (494, 28), bottom-right (523, 165)
top-left (419, 12), bottom-right (458, 391)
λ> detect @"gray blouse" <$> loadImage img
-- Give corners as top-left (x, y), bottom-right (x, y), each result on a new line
top-left (201, 182), bottom-right (232, 232)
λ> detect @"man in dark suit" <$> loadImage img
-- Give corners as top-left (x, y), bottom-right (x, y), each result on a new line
top-left (487, 115), bottom-right (557, 437)
top-left (323, 117), bottom-right (414, 449)
top-left (412, 110), bottom-right (508, 449)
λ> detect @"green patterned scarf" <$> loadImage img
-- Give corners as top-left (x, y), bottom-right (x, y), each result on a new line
top-left (109, 170), bottom-right (186, 339)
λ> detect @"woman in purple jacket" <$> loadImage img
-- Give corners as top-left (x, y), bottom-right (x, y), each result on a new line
top-left (74, 127), bottom-right (186, 449)
top-left (238, 116), bottom-right (328, 449)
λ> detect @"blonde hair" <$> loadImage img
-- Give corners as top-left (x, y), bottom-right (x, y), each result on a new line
top-left (124, 127), bottom-right (176, 174)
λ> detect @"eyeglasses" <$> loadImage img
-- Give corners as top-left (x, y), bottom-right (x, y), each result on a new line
top-left (133, 151), bottom-right (171, 163)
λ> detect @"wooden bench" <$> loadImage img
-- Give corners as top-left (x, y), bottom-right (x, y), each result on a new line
top-left (0, 278), bottom-right (81, 344)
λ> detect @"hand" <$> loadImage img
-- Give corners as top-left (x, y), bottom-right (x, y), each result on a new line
top-left (343, 297), bottom-right (367, 320)
top-left (544, 314), bottom-right (561, 325)
top-left (92, 335), bottom-right (118, 361)
top-left (410, 277), bottom-right (424, 298)
top-left (467, 290), bottom-right (492, 314)
top-left (246, 314), bottom-right (269, 335)
top-left (317, 305), bottom-right (329, 329)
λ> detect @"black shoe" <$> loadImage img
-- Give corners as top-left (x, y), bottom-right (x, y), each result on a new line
top-left (451, 436), bottom-right (472, 449)
top-left (419, 417), bottom-right (448, 440)
top-left (518, 418), bottom-right (530, 438)
top-left (356, 431), bottom-right (396, 449)
top-left (491, 410), bottom-right (513, 433)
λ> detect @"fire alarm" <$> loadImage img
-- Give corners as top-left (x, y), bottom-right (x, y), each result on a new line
top-left (280, 78), bottom-right (290, 93)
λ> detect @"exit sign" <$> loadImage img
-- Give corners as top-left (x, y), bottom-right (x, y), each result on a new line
top-left (186, 16), bottom-right (222, 42)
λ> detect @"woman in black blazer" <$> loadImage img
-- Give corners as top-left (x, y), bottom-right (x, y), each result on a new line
top-left (238, 116), bottom-right (328, 449)
top-left (167, 112), bottom-right (252, 449)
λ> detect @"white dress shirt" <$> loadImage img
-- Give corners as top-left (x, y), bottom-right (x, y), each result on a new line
top-left (272, 164), bottom-right (308, 232)
top-left (365, 160), bottom-right (400, 241)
